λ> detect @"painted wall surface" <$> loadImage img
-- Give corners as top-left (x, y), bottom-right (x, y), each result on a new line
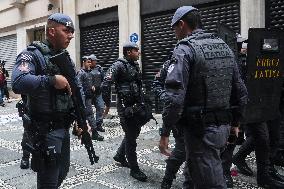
top-left (0, 0), bottom-right (60, 30)
top-left (118, 0), bottom-right (140, 63)
top-left (240, 0), bottom-right (265, 39)
top-left (0, 0), bottom-right (266, 67)
top-left (76, 0), bottom-right (118, 15)
top-left (73, 0), bottom-right (140, 66)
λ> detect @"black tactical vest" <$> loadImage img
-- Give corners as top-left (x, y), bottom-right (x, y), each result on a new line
top-left (181, 31), bottom-right (235, 110)
top-left (27, 41), bottom-right (73, 117)
top-left (91, 66), bottom-right (103, 88)
top-left (79, 69), bottom-right (94, 98)
top-left (116, 58), bottom-right (142, 105)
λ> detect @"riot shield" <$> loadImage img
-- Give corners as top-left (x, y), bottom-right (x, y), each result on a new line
top-left (244, 28), bottom-right (284, 123)
top-left (217, 23), bottom-right (238, 57)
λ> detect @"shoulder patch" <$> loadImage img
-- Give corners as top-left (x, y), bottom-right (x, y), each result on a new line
top-left (106, 68), bottom-right (114, 80)
top-left (20, 53), bottom-right (32, 62)
top-left (167, 64), bottom-right (175, 74)
top-left (155, 71), bottom-right (161, 78)
top-left (27, 46), bottom-right (36, 51)
top-left (18, 62), bottom-right (30, 72)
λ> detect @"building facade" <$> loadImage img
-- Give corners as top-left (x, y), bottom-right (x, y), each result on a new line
top-left (0, 0), bottom-right (282, 88)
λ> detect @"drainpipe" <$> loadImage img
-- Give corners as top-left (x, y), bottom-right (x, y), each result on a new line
top-left (60, 0), bottom-right (63, 13)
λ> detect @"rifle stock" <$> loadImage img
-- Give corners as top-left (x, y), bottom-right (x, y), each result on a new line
top-left (50, 52), bottom-right (99, 164)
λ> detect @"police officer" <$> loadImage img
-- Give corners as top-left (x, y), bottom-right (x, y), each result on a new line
top-left (102, 42), bottom-right (147, 182)
top-left (77, 56), bottom-right (104, 141)
top-left (233, 121), bottom-right (284, 188)
top-left (161, 6), bottom-right (248, 188)
top-left (12, 13), bottom-right (81, 188)
top-left (17, 94), bottom-right (31, 169)
top-left (89, 54), bottom-right (107, 132)
top-left (232, 40), bottom-right (284, 188)
top-left (153, 58), bottom-right (191, 189)
top-left (1, 61), bottom-right (11, 103)
top-left (219, 35), bottom-right (249, 188)
top-left (0, 63), bottom-right (6, 107)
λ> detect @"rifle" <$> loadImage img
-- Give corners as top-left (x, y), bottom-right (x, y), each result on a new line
top-left (49, 52), bottom-right (99, 165)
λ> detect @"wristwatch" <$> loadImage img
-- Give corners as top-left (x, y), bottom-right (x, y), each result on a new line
top-left (159, 128), bottom-right (170, 137)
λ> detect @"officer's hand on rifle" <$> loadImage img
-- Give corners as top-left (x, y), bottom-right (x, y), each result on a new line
top-left (103, 106), bottom-right (110, 118)
top-left (54, 75), bottom-right (72, 95)
top-left (86, 121), bottom-right (92, 136)
top-left (92, 86), bottom-right (96, 92)
top-left (72, 121), bottom-right (82, 136)
top-left (231, 122), bottom-right (240, 137)
top-left (159, 136), bottom-right (171, 156)
top-left (227, 125), bottom-right (240, 144)
top-left (72, 121), bottom-right (92, 139)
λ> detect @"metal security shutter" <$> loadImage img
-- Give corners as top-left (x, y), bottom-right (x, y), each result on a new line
top-left (142, 14), bottom-right (176, 84)
top-left (80, 22), bottom-right (119, 70)
top-left (0, 34), bottom-right (17, 86)
top-left (266, 0), bottom-right (284, 30)
top-left (142, 1), bottom-right (240, 112)
top-left (200, 2), bottom-right (240, 33)
top-left (141, 1), bottom-right (240, 85)
top-left (80, 22), bottom-right (119, 106)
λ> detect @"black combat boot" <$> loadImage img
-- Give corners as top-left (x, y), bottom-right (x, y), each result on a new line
top-left (258, 174), bottom-right (284, 188)
top-left (235, 131), bottom-right (245, 145)
top-left (113, 153), bottom-right (129, 167)
top-left (20, 159), bottom-right (29, 169)
top-left (268, 166), bottom-right (284, 183)
top-left (161, 178), bottom-right (173, 189)
top-left (130, 168), bottom-right (147, 182)
top-left (92, 130), bottom-right (104, 141)
top-left (232, 157), bottom-right (253, 176)
top-left (96, 125), bottom-right (105, 132)
top-left (224, 174), bottom-right (233, 188)
top-left (271, 152), bottom-right (284, 167)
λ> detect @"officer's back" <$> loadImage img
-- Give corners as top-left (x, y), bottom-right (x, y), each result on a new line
top-left (162, 6), bottom-right (248, 189)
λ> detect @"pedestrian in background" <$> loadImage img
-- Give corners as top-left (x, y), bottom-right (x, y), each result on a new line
top-left (77, 55), bottom-right (104, 141)
top-left (0, 63), bottom-right (7, 107)
top-left (89, 54), bottom-right (107, 132)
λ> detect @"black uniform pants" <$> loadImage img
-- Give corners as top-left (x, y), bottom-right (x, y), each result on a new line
top-left (21, 128), bottom-right (31, 160)
top-left (267, 118), bottom-right (281, 159)
top-left (85, 97), bottom-right (97, 130)
top-left (221, 143), bottom-right (236, 176)
top-left (164, 136), bottom-right (186, 181)
top-left (3, 83), bottom-right (9, 99)
top-left (117, 115), bottom-right (142, 170)
top-left (36, 128), bottom-right (70, 189)
top-left (241, 122), bottom-right (270, 179)
top-left (234, 120), bottom-right (280, 176)
top-left (184, 124), bottom-right (230, 189)
top-left (183, 161), bottom-right (194, 189)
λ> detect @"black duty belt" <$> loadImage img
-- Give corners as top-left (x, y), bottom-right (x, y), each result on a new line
top-left (32, 120), bottom-right (70, 134)
top-left (31, 113), bottom-right (72, 132)
top-left (186, 107), bottom-right (232, 126)
top-left (202, 111), bottom-right (231, 126)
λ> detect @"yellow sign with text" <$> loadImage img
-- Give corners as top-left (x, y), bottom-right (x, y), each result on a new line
top-left (254, 58), bottom-right (280, 78)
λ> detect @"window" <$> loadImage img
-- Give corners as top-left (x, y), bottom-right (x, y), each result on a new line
top-left (262, 39), bottom-right (279, 52)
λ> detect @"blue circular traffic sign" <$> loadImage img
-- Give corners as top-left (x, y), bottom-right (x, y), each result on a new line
top-left (130, 33), bottom-right (139, 43)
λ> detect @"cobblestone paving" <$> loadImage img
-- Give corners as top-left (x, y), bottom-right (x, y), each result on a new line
top-left (0, 100), bottom-right (283, 188)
